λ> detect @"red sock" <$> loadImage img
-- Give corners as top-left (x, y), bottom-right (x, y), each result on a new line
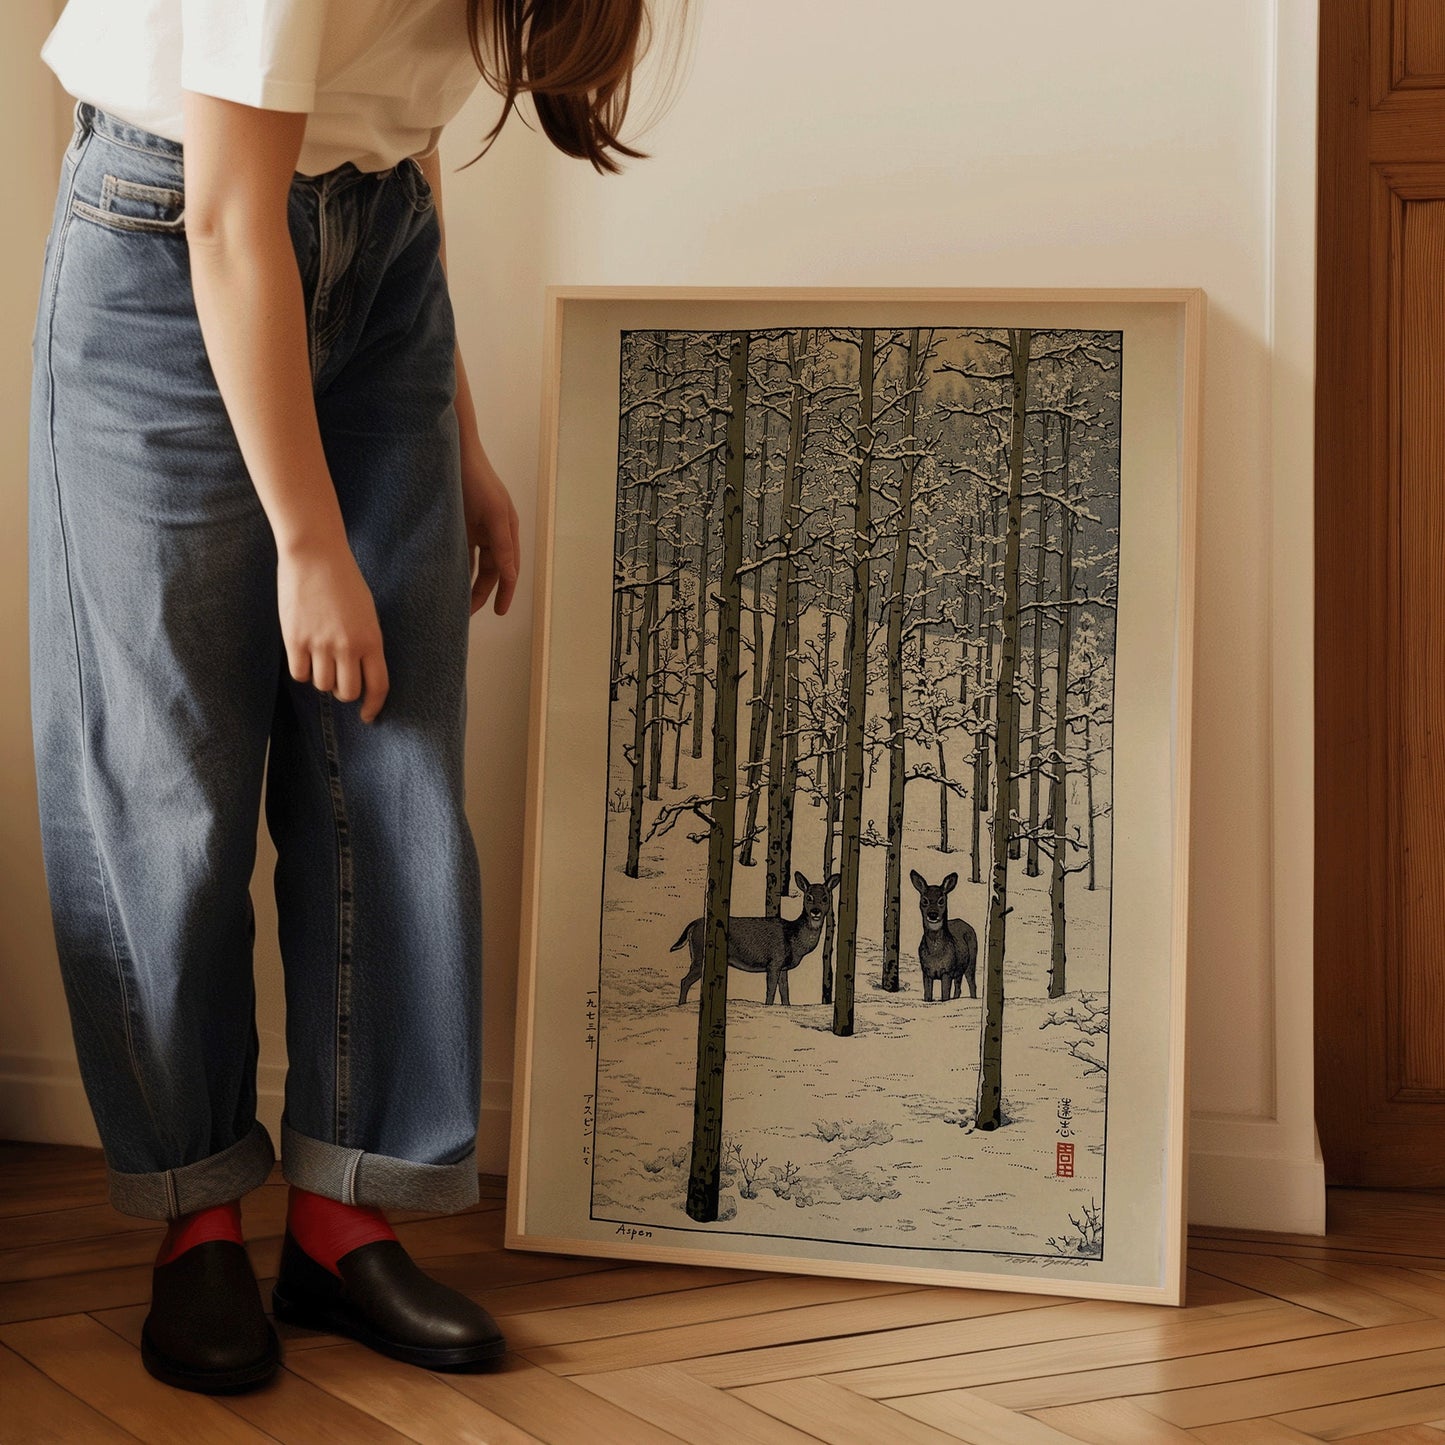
top-left (286, 1184), bottom-right (397, 1277)
top-left (154, 1198), bottom-right (245, 1266)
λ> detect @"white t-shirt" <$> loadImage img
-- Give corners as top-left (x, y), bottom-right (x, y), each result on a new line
top-left (40, 0), bottom-right (486, 176)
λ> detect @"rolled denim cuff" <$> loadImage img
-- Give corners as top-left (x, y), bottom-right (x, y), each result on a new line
top-left (280, 1115), bottom-right (479, 1213)
top-left (107, 1118), bottom-right (276, 1221)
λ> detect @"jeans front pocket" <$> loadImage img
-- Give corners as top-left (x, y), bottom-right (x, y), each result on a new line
top-left (71, 172), bottom-right (186, 235)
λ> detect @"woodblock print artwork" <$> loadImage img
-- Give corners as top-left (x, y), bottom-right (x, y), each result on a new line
top-left (593, 325), bottom-right (1122, 1265)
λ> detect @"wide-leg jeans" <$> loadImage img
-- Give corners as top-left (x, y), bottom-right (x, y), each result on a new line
top-left (28, 100), bottom-right (484, 1221)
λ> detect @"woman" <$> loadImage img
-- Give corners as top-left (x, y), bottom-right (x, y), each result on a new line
top-left (30, 0), bottom-right (679, 1396)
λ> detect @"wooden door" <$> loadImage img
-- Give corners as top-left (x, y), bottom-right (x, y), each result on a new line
top-left (1317, 0), bottom-right (1445, 1185)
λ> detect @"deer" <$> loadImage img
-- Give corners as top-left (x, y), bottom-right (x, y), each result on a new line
top-left (910, 869), bottom-right (978, 1001)
top-left (673, 871), bottom-right (841, 1006)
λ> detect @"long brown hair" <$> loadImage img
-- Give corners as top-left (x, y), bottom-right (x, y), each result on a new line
top-left (464, 0), bottom-right (691, 175)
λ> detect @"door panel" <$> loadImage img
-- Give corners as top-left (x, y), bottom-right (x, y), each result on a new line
top-left (1378, 0), bottom-right (1445, 96)
top-left (1393, 182), bottom-right (1445, 1103)
top-left (1317, 0), bottom-right (1445, 1183)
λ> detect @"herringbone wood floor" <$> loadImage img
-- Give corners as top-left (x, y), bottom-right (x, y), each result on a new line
top-left (3, 1142), bottom-right (1445, 1442)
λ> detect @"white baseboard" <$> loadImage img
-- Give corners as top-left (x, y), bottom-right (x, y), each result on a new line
top-left (0, 1054), bottom-right (1327, 1231)
top-left (1187, 1125), bottom-right (1328, 1235)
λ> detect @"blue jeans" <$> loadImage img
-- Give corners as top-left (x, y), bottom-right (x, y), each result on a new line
top-left (28, 101), bottom-right (484, 1221)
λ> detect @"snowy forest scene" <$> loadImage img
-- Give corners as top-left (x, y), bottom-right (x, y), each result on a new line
top-left (589, 322), bottom-right (1123, 1264)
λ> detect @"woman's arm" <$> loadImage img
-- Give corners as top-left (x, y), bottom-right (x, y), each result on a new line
top-left (182, 90), bottom-right (390, 719)
top-left (415, 147), bottom-right (520, 618)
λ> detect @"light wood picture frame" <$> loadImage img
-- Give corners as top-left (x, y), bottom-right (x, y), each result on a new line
top-left (506, 286), bottom-right (1203, 1306)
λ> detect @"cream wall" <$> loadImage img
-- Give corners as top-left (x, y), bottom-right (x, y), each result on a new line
top-left (0, 1), bottom-right (1323, 1233)
top-left (1, 3), bottom-right (83, 1157)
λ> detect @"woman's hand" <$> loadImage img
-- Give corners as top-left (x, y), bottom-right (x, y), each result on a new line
top-left (277, 535), bottom-right (391, 723)
top-left (460, 437), bottom-right (520, 617)
top-left (180, 93), bottom-right (392, 717)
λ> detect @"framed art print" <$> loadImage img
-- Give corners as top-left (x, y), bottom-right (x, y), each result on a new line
top-left (506, 287), bottom-right (1203, 1306)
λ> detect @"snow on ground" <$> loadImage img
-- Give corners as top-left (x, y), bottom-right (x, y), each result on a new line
top-left (592, 671), bottom-right (1114, 1262)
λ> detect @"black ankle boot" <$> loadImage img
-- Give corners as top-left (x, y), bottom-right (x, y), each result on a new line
top-left (141, 1239), bottom-right (280, 1393)
top-left (271, 1227), bottom-right (507, 1369)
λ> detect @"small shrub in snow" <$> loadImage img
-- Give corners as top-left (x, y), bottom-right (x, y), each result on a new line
top-left (763, 1161), bottom-right (802, 1200)
top-left (1046, 1197), bottom-right (1103, 1257)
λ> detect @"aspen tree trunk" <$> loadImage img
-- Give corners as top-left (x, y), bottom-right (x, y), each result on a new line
top-left (972, 723), bottom-right (992, 884)
top-left (834, 328), bottom-right (876, 1039)
top-left (1004, 454), bottom-right (1021, 863)
top-left (959, 507), bottom-right (980, 707)
top-left (976, 328), bottom-right (1031, 1131)
top-left (1007, 680), bottom-right (1022, 861)
top-left (817, 492), bottom-right (837, 794)
top-left (976, 493), bottom-right (994, 700)
top-left (984, 484), bottom-right (1001, 726)
top-left (766, 330), bottom-right (809, 915)
top-left (738, 413), bottom-right (774, 868)
top-left (646, 339), bottom-right (671, 802)
top-left (936, 737), bottom-right (950, 853)
top-left (670, 504), bottom-right (683, 652)
top-left (622, 442), bottom-right (639, 660)
top-left (753, 411), bottom-right (771, 669)
top-left (818, 492), bottom-right (840, 1003)
top-left (739, 646), bottom-right (774, 864)
top-left (971, 500), bottom-right (994, 886)
top-left (971, 731), bottom-right (985, 883)
top-left (691, 406), bottom-right (721, 759)
top-left (779, 552), bottom-right (801, 896)
top-left (686, 331), bottom-right (749, 1222)
top-left (671, 612), bottom-right (687, 790)
top-left (1027, 417), bottom-right (1051, 877)
top-left (1085, 713), bottom-right (1098, 891)
top-left (882, 328), bottom-right (922, 992)
top-left (943, 523), bottom-right (971, 850)
top-left (623, 467), bottom-right (660, 878)
top-left (921, 555), bottom-right (929, 647)
top-left (625, 346), bottom-right (664, 657)
top-left (821, 740), bottom-right (839, 1005)
top-left (779, 336), bottom-right (812, 887)
top-left (958, 590), bottom-right (969, 703)
top-left (664, 499), bottom-right (682, 791)
top-left (1047, 412), bottom-right (1076, 998)
top-left (611, 407), bottom-right (632, 702)
top-left (646, 608), bottom-right (663, 802)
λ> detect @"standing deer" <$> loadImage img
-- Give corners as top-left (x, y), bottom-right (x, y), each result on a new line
top-left (674, 871), bottom-right (841, 1006)
top-left (910, 869), bottom-right (978, 1001)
